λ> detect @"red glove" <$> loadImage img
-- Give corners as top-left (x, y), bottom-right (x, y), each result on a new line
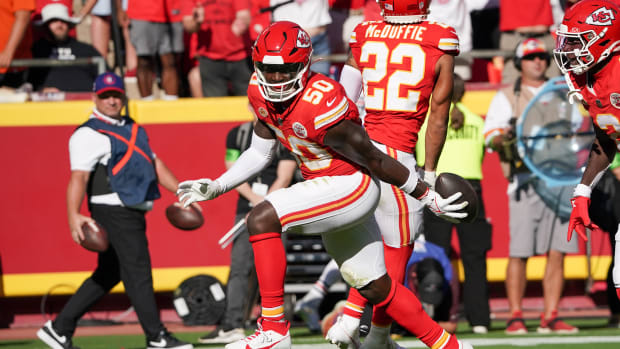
top-left (617, 288), bottom-right (620, 301)
top-left (567, 196), bottom-right (601, 241)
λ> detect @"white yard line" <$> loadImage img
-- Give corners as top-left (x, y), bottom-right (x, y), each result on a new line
top-left (293, 336), bottom-right (620, 348)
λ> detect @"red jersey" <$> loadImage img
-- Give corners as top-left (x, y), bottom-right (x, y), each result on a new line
top-left (247, 72), bottom-right (363, 179)
top-left (128, 0), bottom-right (182, 22)
top-left (349, 20), bottom-right (459, 153)
top-left (180, 0), bottom-right (250, 61)
top-left (569, 55), bottom-right (620, 151)
top-left (499, 0), bottom-right (553, 31)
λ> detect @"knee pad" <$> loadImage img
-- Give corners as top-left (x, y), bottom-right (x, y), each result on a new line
top-left (339, 241), bottom-right (386, 289)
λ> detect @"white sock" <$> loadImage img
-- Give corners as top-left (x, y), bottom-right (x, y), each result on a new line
top-left (160, 92), bottom-right (178, 100)
top-left (141, 94), bottom-right (155, 101)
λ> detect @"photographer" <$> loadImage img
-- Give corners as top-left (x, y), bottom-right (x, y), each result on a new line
top-left (483, 38), bottom-right (579, 334)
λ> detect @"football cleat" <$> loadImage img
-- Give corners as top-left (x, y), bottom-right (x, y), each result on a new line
top-left (325, 315), bottom-right (361, 349)
top-left (225, 318), bottom-right (291, 349)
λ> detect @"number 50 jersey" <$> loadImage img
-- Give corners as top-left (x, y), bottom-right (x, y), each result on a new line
top-left (349, 20), bottom-right (459, 153)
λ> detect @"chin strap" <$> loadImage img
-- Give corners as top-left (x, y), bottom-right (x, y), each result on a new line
top-left (563, 73), bottom-right (583, 104)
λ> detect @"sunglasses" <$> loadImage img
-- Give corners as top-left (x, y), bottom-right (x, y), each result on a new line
top-left (97, 91), bottom-right (125, 99)
top-left (522, 53), bottom-right (549, 61)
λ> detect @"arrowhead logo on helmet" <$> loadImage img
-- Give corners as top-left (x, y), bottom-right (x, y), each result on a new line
top-left (586, 7), bottom-right (616, 26)
top-left (297, 30), bottom-right (311, 48)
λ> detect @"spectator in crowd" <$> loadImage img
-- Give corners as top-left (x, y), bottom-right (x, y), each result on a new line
top-left (118, 0), bottom-right (183, 100)
top-left (416, 74), bottom-right (492, 334)
top-left (484, 38), bottom-right (579, 335)
top-left (270, 0), bottom-right (332, 76)
top-left (89, 0), bottom-right (137, 76)
top-left (32, 0), bottom-right (99, 38)
top-left (181, 0), bottom-right (252, 97)
top-left (427, 0), bottom-right (486, 81)
top-left (249, 0), bottom-right (271, 42)
top-left (36, 72), bottom-right (193, 349)
top-left (0, 0), bottom-right (35, 88)
top-left (327, 0), bottom-right (365, 56)
top-left (177, 20), bottom-right (470, 349)
top-left (494, 0), bottom-right (561, 83)
top-left (198, 117), bottom-right (297, 344)
top-left (29, 3), bottom-right (101, 92)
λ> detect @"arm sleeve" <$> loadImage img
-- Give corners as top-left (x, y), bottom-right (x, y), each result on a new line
top-left (338, 64), bottom-right (362, 103)
top-left (215, 131), bottom-right (277, 192)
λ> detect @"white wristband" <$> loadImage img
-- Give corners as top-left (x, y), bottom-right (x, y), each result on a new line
top-left (399, 170), bottom-right (419, 195)
top-left (573, 183), bottom-right (592, 198)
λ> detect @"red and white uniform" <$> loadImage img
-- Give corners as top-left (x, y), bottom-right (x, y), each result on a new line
top-left (349, 20), bottom-right (459, 153)
top-left (247, 72), bottom-right (387, 287)
top-left (569, 55), bottom-right (620, 151)
top-left (348, 20), bottom-right (459, 246)
top-left (568, 55), bottom-right (620, 292)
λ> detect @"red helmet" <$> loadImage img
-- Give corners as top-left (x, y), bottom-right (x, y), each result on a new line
top-left (376, 0), bottom-right (431, 24)
top-left (554, 0), bottom-right (620, 75)
top-left (251, 21), bottom-right (313, 102)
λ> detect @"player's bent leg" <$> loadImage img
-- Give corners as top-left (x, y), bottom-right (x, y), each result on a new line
top-left (322, 219), bottom-right (385, 348)
top-left (228, 202), bottom-right (291, 349)
top-left (373, 277), bottom-right (469, 349)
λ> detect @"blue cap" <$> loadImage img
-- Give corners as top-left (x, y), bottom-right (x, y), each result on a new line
top-left (93, 72), bottom-right (125, 95)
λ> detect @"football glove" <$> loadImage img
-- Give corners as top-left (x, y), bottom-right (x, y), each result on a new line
top-left (177, 178), bottom-right (223, 207)
top-left (567, 196), bottom-right (601, 242)
top-left (417, 187), bottom-right (468, 223)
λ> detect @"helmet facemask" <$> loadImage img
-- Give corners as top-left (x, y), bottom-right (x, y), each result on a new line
top-left (554, 28), bottom-right (605, 75)
top-left (255, 58), bottom-right (310, 102)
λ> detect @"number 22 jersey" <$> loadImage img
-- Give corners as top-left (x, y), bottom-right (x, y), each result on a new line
top-left (349, 20), bottom-right (459, 153)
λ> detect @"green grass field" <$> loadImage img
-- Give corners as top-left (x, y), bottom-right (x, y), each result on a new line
top-left (4, 318), bottom-right (620, 349)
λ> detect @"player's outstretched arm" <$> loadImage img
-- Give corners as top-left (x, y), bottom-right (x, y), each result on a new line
top-left (324, 119), bottom-right (467, 221)
top-left (567, 126), bottom-right (616, 241)
top-left (178, 120), bottom-right (277, 207)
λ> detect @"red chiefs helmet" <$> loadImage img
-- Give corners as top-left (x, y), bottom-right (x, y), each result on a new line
top-left (554, 0), bottom-right (620, 75)
top-left (376, 0), bottom-right (430, 24)
top-left (252, 21), bottom-right (313, 102)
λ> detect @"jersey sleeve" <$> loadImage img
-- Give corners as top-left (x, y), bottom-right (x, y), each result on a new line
top-left (348, 22), bottom-right (365, 66)
top-left (425, 21), bottom-right (460, 56)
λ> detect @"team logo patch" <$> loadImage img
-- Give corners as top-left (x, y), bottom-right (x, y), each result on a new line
top-left (297, 30), bottom-right (311, 48)
top-left (258, 107), bottom-right (269, 117)
top-left (610, 93), bottom-right (620, 109)
top-left (586, 7), bottom-right (616, 26)
top-left (293, 122), bottom-right (307, 138)
top-left (104, 75), bottom-right (116, 85)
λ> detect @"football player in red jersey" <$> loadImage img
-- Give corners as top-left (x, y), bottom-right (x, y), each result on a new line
top-left (177, 21), bottom-right (473, 349)
top-left (554, 0), bottom-right (620, 300)
top-left (327, 0), bottom-right (460, 346)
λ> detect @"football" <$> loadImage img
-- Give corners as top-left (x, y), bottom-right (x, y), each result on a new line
top-left (166, 202), bottom-right (204, 231)
top-left (80, 221), bottom-right (109, 252)
top-left (434, 172), bottom-right (479, 223)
